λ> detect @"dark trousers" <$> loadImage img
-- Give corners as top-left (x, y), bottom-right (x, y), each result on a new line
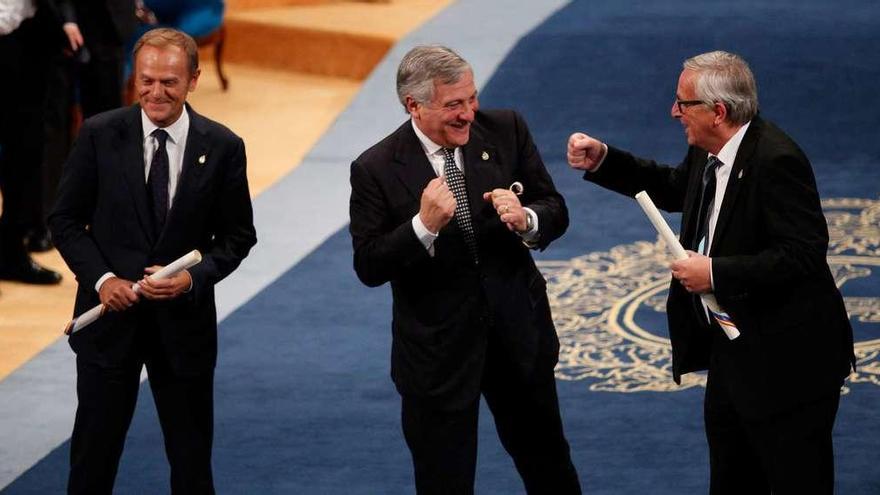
top-left (401, 343), bottom-right (581, 495)
top-left (0, 17), bottom-right (48, 262)
top-left (68, 341), bottom-right (215, 494)
top-left (704, 365), bottom-right (840, 495)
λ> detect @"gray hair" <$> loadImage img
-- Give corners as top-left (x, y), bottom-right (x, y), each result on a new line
top-left (396, 45), bottom-right (472, 111)
top-left (683, 51), bottom-right (758, 125)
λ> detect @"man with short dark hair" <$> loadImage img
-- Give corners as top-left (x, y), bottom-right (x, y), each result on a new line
top-left (50, 27), bottom-right (256, 494)
top-left (350, 45), bottom-right (581, 494)
top-left (568, 50), bottom-right (854, 494)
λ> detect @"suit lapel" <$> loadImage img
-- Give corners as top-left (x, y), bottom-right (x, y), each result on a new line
top-left (160, 105), bottom-right (210, 246)
top-left (461, 126), bottom-right (498, 222)
top-left (117, 105), bottom-right (156, 245)
top-left (709, 118), bottom-right (761, 254)
top-left (392, 122), bottom-right (439, 202)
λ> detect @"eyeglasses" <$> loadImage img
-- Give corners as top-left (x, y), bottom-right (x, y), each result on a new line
top-left (675, 99), bottom-right (706, 113)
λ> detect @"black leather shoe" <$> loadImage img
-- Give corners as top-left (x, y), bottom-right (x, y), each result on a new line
top-left (0, 259), bottom-right (62, 285)
top-left (25, 230), bottom-right (53, 253)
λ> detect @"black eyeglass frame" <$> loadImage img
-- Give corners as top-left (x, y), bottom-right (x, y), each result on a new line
top-left (675, 99), bottom-right (708, 113)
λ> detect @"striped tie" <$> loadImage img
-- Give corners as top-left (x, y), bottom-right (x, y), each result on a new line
top-left (693, 156), bottom-right (721, 254)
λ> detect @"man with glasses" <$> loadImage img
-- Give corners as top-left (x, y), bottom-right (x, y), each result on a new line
top-left (567, 51), bottom-right (854, 494)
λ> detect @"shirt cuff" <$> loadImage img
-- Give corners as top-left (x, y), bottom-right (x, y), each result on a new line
top-left (517, 207), bottom-right (540, 246)
top-left (412, 214), bottom-right (438, 257)
top-left (709, 258), bottom-right (715, 291)
top-left (95, 272), bottom-right (116, 293)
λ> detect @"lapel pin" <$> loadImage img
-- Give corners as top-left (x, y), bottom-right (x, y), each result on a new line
top-left (481, 151), bottom-right (489, 161)
top-left (737, 170), bottom-right (743, 179)
top-left (198, 154), bottom-right (206, 165)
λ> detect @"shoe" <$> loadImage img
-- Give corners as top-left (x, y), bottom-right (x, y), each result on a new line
top-left (25, 229), bottom-right (53, 253)
top-left (0, 258), bottom-right (62, 285)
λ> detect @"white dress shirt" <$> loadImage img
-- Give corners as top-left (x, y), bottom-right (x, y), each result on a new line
top-left (0, 0), bottom-right (35, 35)
top-left (94, 109), bottom-right (192, 292)
top-left (409, 119), bottom-right (539, 255)
top-left (704, 120), bottom-right (751, 291)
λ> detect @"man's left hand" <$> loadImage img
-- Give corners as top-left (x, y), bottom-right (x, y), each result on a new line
top-left (138, 266), bottom-right (192, 300)
top-left (670, 251), bottom-right (712, 293)
top-left (483, 188), bottom-right (527, 232)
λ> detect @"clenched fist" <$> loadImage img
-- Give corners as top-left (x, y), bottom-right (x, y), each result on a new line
top-left (419, 176), bottom-right (456, 233)
top-left (567, 132), bottom-right (607, 171)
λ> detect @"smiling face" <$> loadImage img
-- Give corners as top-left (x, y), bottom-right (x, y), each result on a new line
top-left (671, 68), bottom-right (719, 152)
top-left (135, 44), bottom-right (200, 128)
top-left (408, 70), bottom-right (478, 148)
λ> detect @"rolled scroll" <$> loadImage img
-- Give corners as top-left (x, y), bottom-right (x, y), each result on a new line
top-left (63, 250), bottom-right (203, 335)
top-left (634, 191), bottom-right (740, 340)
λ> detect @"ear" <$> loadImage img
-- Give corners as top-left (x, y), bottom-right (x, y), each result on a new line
top-left (188, 68), bottom-right (202, 93)
top-left (713, 101), bottom-right (728, 126)
top-left (404, 95), bottom-right (420, 118)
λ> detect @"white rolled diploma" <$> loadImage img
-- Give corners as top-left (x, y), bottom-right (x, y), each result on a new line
top-left (634, 191), bottom-right (740, 340)
top-left (63, 250), bottom-right (203, 335)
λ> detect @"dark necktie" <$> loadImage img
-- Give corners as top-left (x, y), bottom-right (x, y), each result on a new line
top-left (442, 147), bottom-right (479, 264)
top-left (691, 156), bottom-right (721, 326)
top-left (147, 129), bottom-right (170, 236)
top-left (693, 156), bottom-right (722, 255)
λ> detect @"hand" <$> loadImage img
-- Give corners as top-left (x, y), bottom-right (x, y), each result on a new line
top-left (137, 266), bottom-right (192, 301)
top-left (670, 251), bottom-right (712, 293)
top-left (62, 22), bottom-right (84, 52)
top-left (483, 188), bottom-right (527, 232)
top-left (419, 176), bottom-right (456, 233)
top-left (98, 277), bottom-right (139, 311)
top-left (567, 132), bottom-right (606, 171)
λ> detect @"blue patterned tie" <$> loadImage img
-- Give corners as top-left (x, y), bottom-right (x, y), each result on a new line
top-left (147, 129), bottom-right (170, 237)
top-left (693, 156), bottom-right (721, 254)
top-left (442, 148), bottom-right (479, 264)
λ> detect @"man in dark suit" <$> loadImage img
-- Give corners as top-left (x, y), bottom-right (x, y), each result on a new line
top-left (57, 0), bottom-right (136, 117)
top-left (0, 0), bottom-right (65, 284)
top-left (349, 45), bottom-right (580, 494)
top-left (567, 51), bottom-right (854, 494)
top-left (49, 28), bottom-right (256, 494)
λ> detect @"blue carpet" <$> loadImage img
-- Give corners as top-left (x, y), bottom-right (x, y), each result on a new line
top-left (5, 0), bottom-right (879, 493)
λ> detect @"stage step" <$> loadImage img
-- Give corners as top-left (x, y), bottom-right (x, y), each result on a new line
top-left (224, 0), bottom-right (449, 79)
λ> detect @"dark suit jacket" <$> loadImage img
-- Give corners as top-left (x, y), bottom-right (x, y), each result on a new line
top-left (58, 0), bottom-right (137, 45)
top-left (49, 104), bottom-right (256, 375)
top-left (350, 110), bottom-right (568, 409)
top-left (585, 115), bottom-right (855, 418)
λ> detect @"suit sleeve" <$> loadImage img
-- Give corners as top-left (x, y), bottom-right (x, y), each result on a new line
top-left (584, 145), bottom-right (693, 213)
top-left (711, 152), bottom-right (829, 295)
top-left (48, 122), bottom-right (112, 290)
top-left (188, 136), bottom-right (257, 300)
top-left (511, 111), bottom-right (569, 250)
top-left (349, 160), bottom-right (431, 287)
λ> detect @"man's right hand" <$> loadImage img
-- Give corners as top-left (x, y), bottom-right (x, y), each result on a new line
top-left (98, 277), bottom-right (139, 311)
top-left (567, 132), bottom-right (607, 171)
top-left (419, 176), bottom-right (456, 233)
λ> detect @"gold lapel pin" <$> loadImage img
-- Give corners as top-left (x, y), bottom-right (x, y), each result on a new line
top-left (198, 154), bottom-right (206, 165)
top-left (481, 151), bottom-right (489, 161)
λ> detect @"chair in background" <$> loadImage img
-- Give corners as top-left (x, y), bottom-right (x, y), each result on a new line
top-left (132, 0), bottom-right (229, 90)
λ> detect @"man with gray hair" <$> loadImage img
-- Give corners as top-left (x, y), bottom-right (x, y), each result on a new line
top-left (350, 45), bottom-right (581, 493)
top-left (567, 51), bottom-right (854, 493)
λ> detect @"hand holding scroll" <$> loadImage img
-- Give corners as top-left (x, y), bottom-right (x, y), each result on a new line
top-left (64, 250), bottom-right (202, 335)
top-left (670, 252), bottom-right (712, 294)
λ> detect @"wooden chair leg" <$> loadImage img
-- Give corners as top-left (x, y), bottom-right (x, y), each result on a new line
top-left (214, 25), bottom-right (229, 91)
